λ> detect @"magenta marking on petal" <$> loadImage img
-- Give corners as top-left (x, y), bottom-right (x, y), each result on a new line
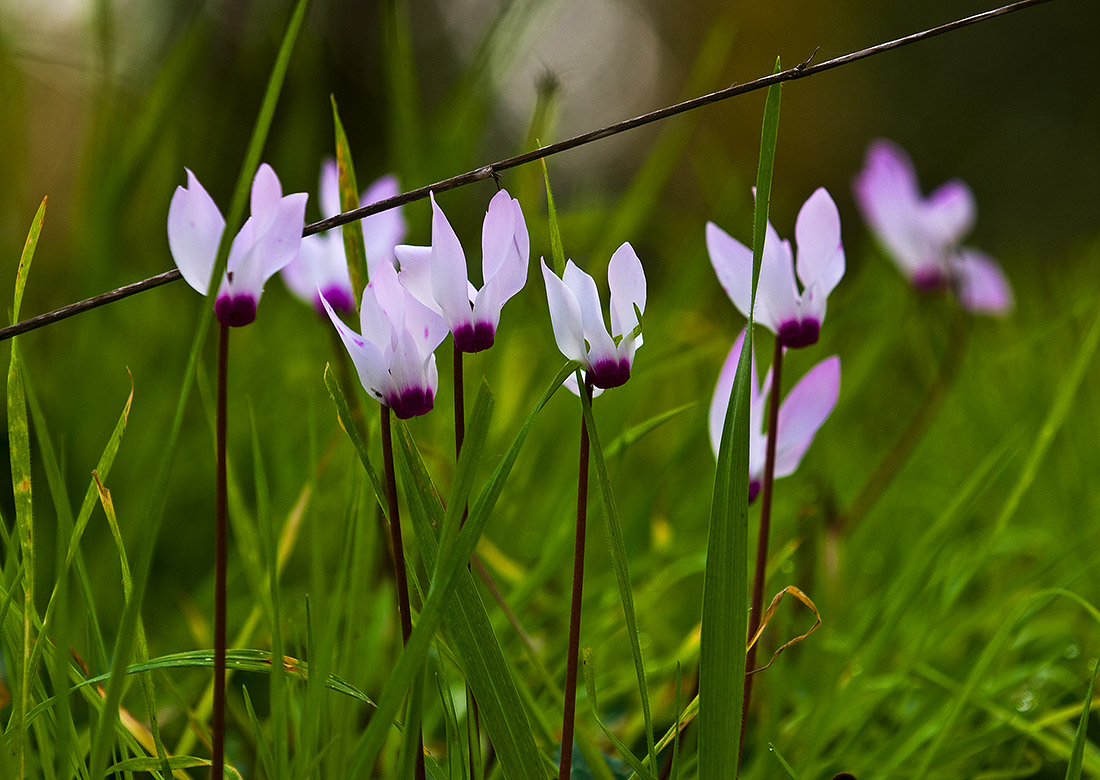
top-left (589, 357), bottom-right (632, 389)
top-left (912, 266), bottom-right (950, 292)
top-left (215, 294), bottom-right (258, 327)
top-left (777, 318), bottom-right (820, 349)
top-left (453, 321), bottom-right (496, 353)
top-left (390, 387), bottom-right (435, 419)
top-left (748, 479), bottom-right (762, 505)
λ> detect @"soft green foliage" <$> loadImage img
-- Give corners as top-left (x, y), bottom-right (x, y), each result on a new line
top-left (1, 2), bottom-right (1099, 779)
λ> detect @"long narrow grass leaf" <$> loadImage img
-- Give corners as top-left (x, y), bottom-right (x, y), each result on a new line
top-left (1063, 656), bottom-right (1098, 780)
top-left (698, 58), bottom-right (781, 780)
top-left (542, 158), bottom-right (566, 276)
top-left (582, 648), bottom-right (658, 780)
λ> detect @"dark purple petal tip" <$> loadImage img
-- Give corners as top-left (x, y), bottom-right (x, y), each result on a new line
top-left (777, 318), bottom-right (820, 349)
top-left (748, 479), bottom-right (762, 505)
top-left (453, 321), bottom-right (496, 353)
top-left (589, 357), bottom-right (632, 389)
top-left (390, 387), bottom-right (435, 419)
top-left (215, 294), bottom-right (258, 327)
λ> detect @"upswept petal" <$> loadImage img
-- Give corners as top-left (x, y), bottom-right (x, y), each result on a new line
top-left (954, 249), bottom-right (1013, 315)
top-left (706, 221), bottom-right (753, 319)
top-left (167, 169), bottom-right (225, 295)
top-left (608, 242), bottom-right (646, 340)
top-left (563, 260), bottom-right (617, 366)
top-left (257, 191), bottom-right (308, 279)
top-left (541, 259), bottom-right (587, 363)
top-left (474, 191), bottom-right (529, 330)
top-left (319, 159), bottom-right (341, 220)
top-left (755, 225), bottom-right (797, 332)
top-left (853, 140), bottom-right (926, 273)
top-left (708, 329), bottom-right (750, 456)
top-left (394, 245), bottom-right (438, 314)
top-left (249, 163), bottom-right (284, 236)
top-left (482, 189), bottom-right (520, 281)
top-left (774, 355), bottom-right (840, 477)
top-left (428, 193), bottom-right (475, 331)
top-left (923, 180), bottom-right (975, 247)
top-left (370, 257), bottom-right (410, 333)
top-left (794, 187), bottom-right (845, 295)
top-left (361, 174), bottom-right (406, 270)
top-left (321, 291), bottom-right (392, 404)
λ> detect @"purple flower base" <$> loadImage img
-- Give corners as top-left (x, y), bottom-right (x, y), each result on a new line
top-left (589, 358), bottom-right (632, 389)
top-left (777, 318), bottom-right (820, 349)
top-left (748, 478), bottom-right (761, 505)
top-left (453, 321), bottom-right (496, 353)
top-left (911, 266), bottom-right (950, 292)
top-left (389, 387), bottom-right (435, 419)
top-left (215, 294), bottom-right (258, 327)
top-left (314, 286), bottom-right (356, 318)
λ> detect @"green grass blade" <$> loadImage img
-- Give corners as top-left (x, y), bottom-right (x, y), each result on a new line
top-left (347, 384), bottom-right (497, 776)
top-left (768, 743), bottom-right (800, 779)
top-left (698, 57), bottom-right (781, 780)
top-left (331, 95), bottom-right (369, 302)
top-left (1065, 657), bottom-right (1099, 780)
top-left (87, 3), bottom-right (310, 775)
top-left (603, 402), bottom-right (695, 459)
top-left (542, 158), bottom-right (566, 276)
top-left (324, 365), bottom-right (387, 515)
top-left (381, 0), bottom-right (426, 184)
top-left (582, 648), bottom-right (658, 780)
top-left (578, 380), bottom-right (656, 769)
top-left (396, 417), bottom-right (550, 780)
top-left (8, 197), bottom-right (45, 779)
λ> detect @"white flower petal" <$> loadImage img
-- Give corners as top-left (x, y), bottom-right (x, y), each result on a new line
top-left (167, 169), bottom-right (225, 295)
top-left (774, 355), bottom-right (840, 477)
top-left (794, 187), bottom-right (844, 296)
top-left (428, 193), bottom-right (474, 331)
top-left (755, 225), bottom-right (797, 332)
top-left (706, 221), bottom-right (753, 320)
top-left (563, 260), bottom-right (616, 366)
top-left (607, 242), bottom-right (646, 339)
top-left (541, 259), bottom-right (587, 363)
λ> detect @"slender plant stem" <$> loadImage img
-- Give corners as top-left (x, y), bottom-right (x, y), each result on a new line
top-left (739, 338), bottom-right (784, 766)
top-left (452, 344), bottom-right (483, 777)
top-left (0, 0), bottom-right (1053, 345)
top-left (560, 382), bottom-right (592, 780)
top-left (379, 405), bottom-right (426, 780)
top-left (213, 323), bottom-right (229, 780)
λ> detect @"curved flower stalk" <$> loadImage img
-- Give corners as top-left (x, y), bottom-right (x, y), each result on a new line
top-left (853, 139), bottom-right (1013, 315)
top-left (709, 329), bottom-right (840, 503)
top-left (282, 159), bottom-right (407, 315)
top-left (322, 258), bottom-right (448, 419)
top-left (395, 190), bottom-right (529, 353)
top-left (168, 163), bottom-right (307, 327)
top-left (541, 242), bottom-right (647, 391)
top-left (707, 187), bottom-right (845, 349)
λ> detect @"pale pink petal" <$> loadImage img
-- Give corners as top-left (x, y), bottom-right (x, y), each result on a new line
top-left (755, 224), bottom-right (797, 333)
top-left (395, 245), bottom-right (439, 314)
top-left (954, 249), bottom-right (1013, 315)
top-left (167, 169), bottom-right (225, 295)
top-left (794, 187), bottom-right (844, 296)
top-left (923, 180), bottom-right (975, 247)
top-left (563, 372), bottom-right (604, 399)
top-left (853, 139), bottom-right (927, 275)
top-left (319, 158), bottom-right (341, 219)
top-left (708, 329), bottom-right (748, 456)
top-left (563, 260), bottom-right (616, 366)
top-left (321, 291), bottom-right (393, 405)
top-left (474, 191), bottom-right (528, 331)
top-left (774, 356), bottom-right (840, 478)
top-left (607, 242), bottom-right (646, 340)
top-left (257, 191), bottom-right (308, 279)
top-left (249, 163), bottom-right (284, 236)
top-left (428, 192), bottom-right (475, 331)
top-left (541, 259), bottom-right (587, 363)
top-left (361, 174), bottom-right (406, 268)
top-left (706, 221), bottom-right (752, 320)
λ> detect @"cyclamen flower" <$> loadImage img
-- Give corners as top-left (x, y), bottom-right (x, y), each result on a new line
top-left (709, 329), bottom-right (840, 503)
top-left (168, 164), bottom-right (307, 327)
top-left (395, 190), bottom-right (529, 352)
top-left (541, 243), bottom-right (646, 390)
top-left (853, 139), bottom-right (1012, 315)
top-left (707, 187), bottom-right (844, 349)
top-left (322, 258), bottom-right (448, 419)
top-left (282, 159), bottom-right (407, 316)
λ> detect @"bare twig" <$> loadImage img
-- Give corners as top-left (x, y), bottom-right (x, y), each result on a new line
top-left (0, 0), bottom-right (1054, 343)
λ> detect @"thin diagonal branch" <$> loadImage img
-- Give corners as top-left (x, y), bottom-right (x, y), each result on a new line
top-left (0, 0), bottom-right (1054, 344)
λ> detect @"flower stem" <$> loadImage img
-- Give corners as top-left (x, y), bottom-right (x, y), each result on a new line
top-left (213, 323), bottom-right (229, 780)
top-left (560, 382), bottom-right (592, 780)
top-left (379, 405), bottom-right (425, 780)
top-left (739, 337), bottom-right (784, 766)
top-left (453, 344), bottom-right (484, 778)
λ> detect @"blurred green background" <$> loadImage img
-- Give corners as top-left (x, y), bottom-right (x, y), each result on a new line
top-left (1, 0), bottom-right (1099, 776)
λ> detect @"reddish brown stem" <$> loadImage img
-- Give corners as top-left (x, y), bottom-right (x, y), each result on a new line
top-left (212, 324), bottom-right (228, 780)
top-left (739, 338), bottom-right (783, 766)
top-left (560, 383), bottom-right (592, 780)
